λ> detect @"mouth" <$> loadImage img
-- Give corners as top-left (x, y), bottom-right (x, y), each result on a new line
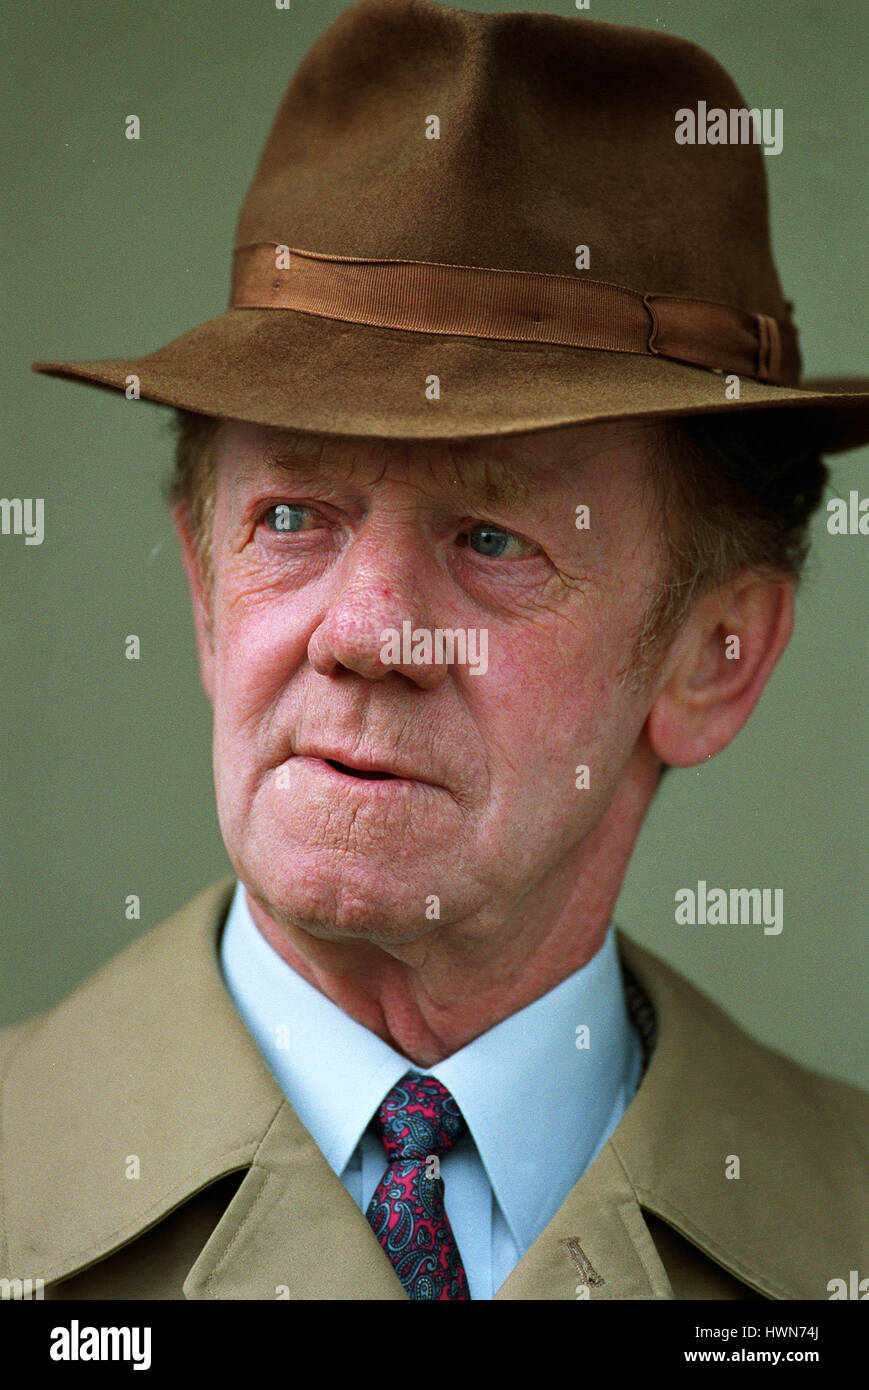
top-left (323, 758), bottom-right (398, 782)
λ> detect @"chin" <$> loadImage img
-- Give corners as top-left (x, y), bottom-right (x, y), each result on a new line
top-left (244, 852), bottom-right (438, 944)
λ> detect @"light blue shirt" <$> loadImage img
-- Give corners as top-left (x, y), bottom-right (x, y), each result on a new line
top-left (219, 880), bottom-right (643, 1299)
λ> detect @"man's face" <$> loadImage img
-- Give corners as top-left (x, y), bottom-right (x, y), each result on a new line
top-left (189, 419), bottom-right (668, 950)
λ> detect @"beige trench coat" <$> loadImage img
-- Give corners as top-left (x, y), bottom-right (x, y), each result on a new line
top-left (1, 878), bottom-right (866, 1300)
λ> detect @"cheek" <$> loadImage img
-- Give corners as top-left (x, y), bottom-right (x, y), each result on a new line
top-left (210, 585), bottom-right (310, 744)
top-left (467, 635), bottom-right (566, 769)
top-left (480, 604), bottom-right (647, 795)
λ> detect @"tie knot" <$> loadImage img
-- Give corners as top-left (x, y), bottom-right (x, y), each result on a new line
top-left (374, 1071), bottom-right (466, 1163)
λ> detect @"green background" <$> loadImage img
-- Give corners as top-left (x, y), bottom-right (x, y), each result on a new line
top-left (2, 0), bottom-right (866, 1085)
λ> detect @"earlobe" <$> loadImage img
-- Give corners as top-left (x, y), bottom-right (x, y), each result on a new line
top-left (172, 503), bottom-right (216, 706)
top-left (646, 575), bottom-right (794, 768)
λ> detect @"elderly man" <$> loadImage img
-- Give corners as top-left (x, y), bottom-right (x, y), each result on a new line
top-left (2, 0), bottom-right (867, 1302)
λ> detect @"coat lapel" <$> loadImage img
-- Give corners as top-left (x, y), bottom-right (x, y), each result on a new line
top-left (494, 1143), bottom-right (673, 1299)
top-left (183, 1099), bottom-right (405, 1300)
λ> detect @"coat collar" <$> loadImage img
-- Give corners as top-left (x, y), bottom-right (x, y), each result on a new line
top-left (2, 877), bottom-right (863, 1298)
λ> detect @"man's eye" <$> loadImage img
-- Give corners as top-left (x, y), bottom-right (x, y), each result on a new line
top-left (263, 504), bottom-right (314, 533)
top-left (464, 523), bottom-right (537, 558)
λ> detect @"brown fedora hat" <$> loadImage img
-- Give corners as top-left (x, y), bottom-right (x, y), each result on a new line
top-left (32, 0), bottom-right (869, 451)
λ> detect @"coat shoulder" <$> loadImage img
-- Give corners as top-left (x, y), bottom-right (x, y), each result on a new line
top-left (616, 930), bottom-right (869, 1298)
top-left (0, 877), bottom-right (254, 1289)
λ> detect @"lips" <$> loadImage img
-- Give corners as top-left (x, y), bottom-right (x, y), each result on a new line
top-left (295, 745), bottom-right (422, 782)
top-left (291, 745), bottom-right (444, 789)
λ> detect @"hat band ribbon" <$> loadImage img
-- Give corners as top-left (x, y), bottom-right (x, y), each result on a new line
top-left (231, 243), bottom-right (800, 387)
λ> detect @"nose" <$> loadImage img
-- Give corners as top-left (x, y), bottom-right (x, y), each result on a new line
top-left (307, 534), bottom-right (450, 690)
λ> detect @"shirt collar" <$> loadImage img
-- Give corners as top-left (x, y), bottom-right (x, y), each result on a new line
top-left (220, 880), bottom-right (641, 1253)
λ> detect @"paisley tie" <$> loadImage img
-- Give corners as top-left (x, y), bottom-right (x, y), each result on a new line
top-left (365, 1070), bottom-right (471, 1300)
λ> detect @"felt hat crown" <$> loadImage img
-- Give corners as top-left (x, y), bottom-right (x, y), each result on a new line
top-left (32, 0), bottom-right (869, 449)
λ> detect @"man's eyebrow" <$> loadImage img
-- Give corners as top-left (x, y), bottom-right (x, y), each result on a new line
top-left (253, 438), bottom-right (540, 510)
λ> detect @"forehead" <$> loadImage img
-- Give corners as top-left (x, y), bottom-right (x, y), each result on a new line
top-left (211, 417), bottom-right (661, 509)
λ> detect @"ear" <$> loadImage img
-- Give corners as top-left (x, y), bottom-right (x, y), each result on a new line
top-left (173, 502), bottom-right (216, 706)
top-left (646, 572), bottom-right (794, 767)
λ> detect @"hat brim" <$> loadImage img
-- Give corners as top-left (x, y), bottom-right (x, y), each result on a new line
top-left (32, 307), bottom-right (869, 453)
